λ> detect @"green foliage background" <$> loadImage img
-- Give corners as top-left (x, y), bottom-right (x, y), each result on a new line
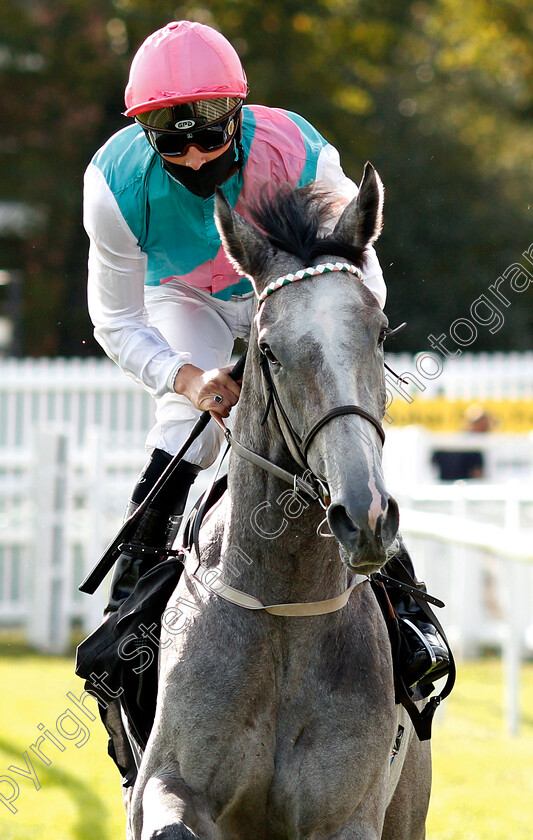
top-left (1, 0), bottom-right (532, 355)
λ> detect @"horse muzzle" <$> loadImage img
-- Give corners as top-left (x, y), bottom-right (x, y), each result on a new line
top-left (326, 492), bottom-right (399, 574)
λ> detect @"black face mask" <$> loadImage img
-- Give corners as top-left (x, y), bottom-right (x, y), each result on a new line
top-left (162, 142), bottom-right (239, 198)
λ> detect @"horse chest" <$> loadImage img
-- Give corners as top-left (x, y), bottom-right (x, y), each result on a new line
top-left (167, 613), bottom-right (395, 837)
top-left (201, 693), bottom-right (395, 840)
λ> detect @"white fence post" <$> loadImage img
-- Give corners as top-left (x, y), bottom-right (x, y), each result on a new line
top-left (503, 495), bottom-right (522, 735)
top-left (447, 495), bottom-right (468, 659)
top-left (28, 427), bottom-right (72, 654)
top-left (82, 426), bottom-right (109, 632)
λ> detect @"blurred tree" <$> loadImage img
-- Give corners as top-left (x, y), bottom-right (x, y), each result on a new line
top-left (0, 0), bottom-right (131, 354)
top-left (376, 0), bottom-right (533, 350)
top-left (0, 0), bottom-right (531, 356)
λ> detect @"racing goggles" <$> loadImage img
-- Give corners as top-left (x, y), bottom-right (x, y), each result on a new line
top-left (136, 98), bottom-right (242, 157)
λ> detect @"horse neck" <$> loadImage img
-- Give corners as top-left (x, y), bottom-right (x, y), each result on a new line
top-left (224, 353), bottom-right (349, 605)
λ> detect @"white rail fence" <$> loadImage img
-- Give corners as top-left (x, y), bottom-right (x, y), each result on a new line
top-left (0, 428), bottom-right (144, 641)
top-left (1, 426), bottom-right (532, 734)
top-left (1, 357), bottom-right (533, 734)
top-left (385, 350), bottom-right (533, 399)
top-left (0, 358), bottom-right (155, 643)
top-left (2, 426), bottom-right (532, 652)
top-left (393, 483), bottom-right (533, 735)
top-left (0, 356), bottom-right (155, 449)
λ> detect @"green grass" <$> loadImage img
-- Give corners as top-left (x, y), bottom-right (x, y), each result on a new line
top-left (0, 647), bottom-right (531, 839)
top-left (428, 659), bottom-right (533, 840)
top-left (0, 646), bottom-right (125, 840)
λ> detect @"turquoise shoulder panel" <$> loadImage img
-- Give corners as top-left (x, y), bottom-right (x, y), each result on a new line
top-left (240, 106), bottom-right (257, 161)
top-left (212, 278), bottom-right (254, 300)
top-left (91, 125), bottom-right (155, 243)
top-left (283, 111), bottom-right (329, 187)
top-left (92, 123), bottom-right (247, 284)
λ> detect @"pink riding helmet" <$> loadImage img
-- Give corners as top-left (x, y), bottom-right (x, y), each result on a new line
top-left (124, 20), bottom-right (248, 117)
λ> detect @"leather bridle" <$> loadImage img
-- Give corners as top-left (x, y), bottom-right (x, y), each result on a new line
top-left (258, 351), bottom-right (385, 471)
top-left (225, 264), bottom-right (388, 506)
top-left (257, 262), bottom-right (386, 474)
top-left (187, 264), bottom-right (388, 617)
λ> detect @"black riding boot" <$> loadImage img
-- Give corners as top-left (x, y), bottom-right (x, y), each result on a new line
top-left (382, 540), bottom-right (450, 689)
top-left (76, 451), bottom-right (202, 785)
top-left (105, 450), bottom-right (201, 613)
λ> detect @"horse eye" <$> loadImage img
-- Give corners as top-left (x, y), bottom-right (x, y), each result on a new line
top-left (378, 328), bottom-right (389, 346)
top-left (259, 343), bottom-right (279, 364)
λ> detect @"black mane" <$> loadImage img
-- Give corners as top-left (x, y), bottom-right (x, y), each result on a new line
top-left (248, 184), bottom-right (365, 268)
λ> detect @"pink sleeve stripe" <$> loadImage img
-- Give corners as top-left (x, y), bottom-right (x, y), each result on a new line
top-left (235, 106), bottom-right (307, 218)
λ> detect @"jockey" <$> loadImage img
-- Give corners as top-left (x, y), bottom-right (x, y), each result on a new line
top-left (83, 20), bottom-right (449, 771)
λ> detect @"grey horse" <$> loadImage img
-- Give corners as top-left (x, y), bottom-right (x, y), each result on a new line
top-left (129, 164), bottom-right (431, 840)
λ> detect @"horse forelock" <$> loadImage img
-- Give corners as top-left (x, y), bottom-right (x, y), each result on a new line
top-left (248, 184), bottom-right (367, 270)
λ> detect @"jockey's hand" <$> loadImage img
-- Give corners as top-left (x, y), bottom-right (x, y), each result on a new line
top-left (173, 364), bottom-right (242, 419)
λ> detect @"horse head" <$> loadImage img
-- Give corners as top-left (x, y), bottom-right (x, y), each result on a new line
top-left (215, 163), bottom-right (399, 574)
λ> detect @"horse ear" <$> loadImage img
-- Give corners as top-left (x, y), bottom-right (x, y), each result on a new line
top-left (332, 162), bottom-right (384, 250)
top-left (214, 187), bottom-right (272, 284)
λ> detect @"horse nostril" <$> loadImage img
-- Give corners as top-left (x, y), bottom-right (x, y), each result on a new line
top-left (327, 495), bottom-right (399, 552)
top-left (327, 504), bottom-right (360, 550)
top-left (381, 496), bottom-right (399, 545)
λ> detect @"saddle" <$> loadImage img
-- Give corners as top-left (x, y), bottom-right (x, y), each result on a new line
top-left (75, 475), bottom-right (228, 782)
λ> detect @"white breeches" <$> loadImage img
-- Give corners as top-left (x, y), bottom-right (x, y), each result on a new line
top-left (144, 280), bottom-right (255, 468)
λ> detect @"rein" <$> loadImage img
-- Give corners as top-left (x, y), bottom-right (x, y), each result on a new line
top-left (226, 262), bottom-right (388, 514)
top-left (192, 263), bottom-right (387, 618)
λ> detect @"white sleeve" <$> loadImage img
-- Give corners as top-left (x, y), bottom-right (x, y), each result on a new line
top-left (315, 144), bottom-right (387, 309)
top-left (84, 163), bottom-right (191, 397)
